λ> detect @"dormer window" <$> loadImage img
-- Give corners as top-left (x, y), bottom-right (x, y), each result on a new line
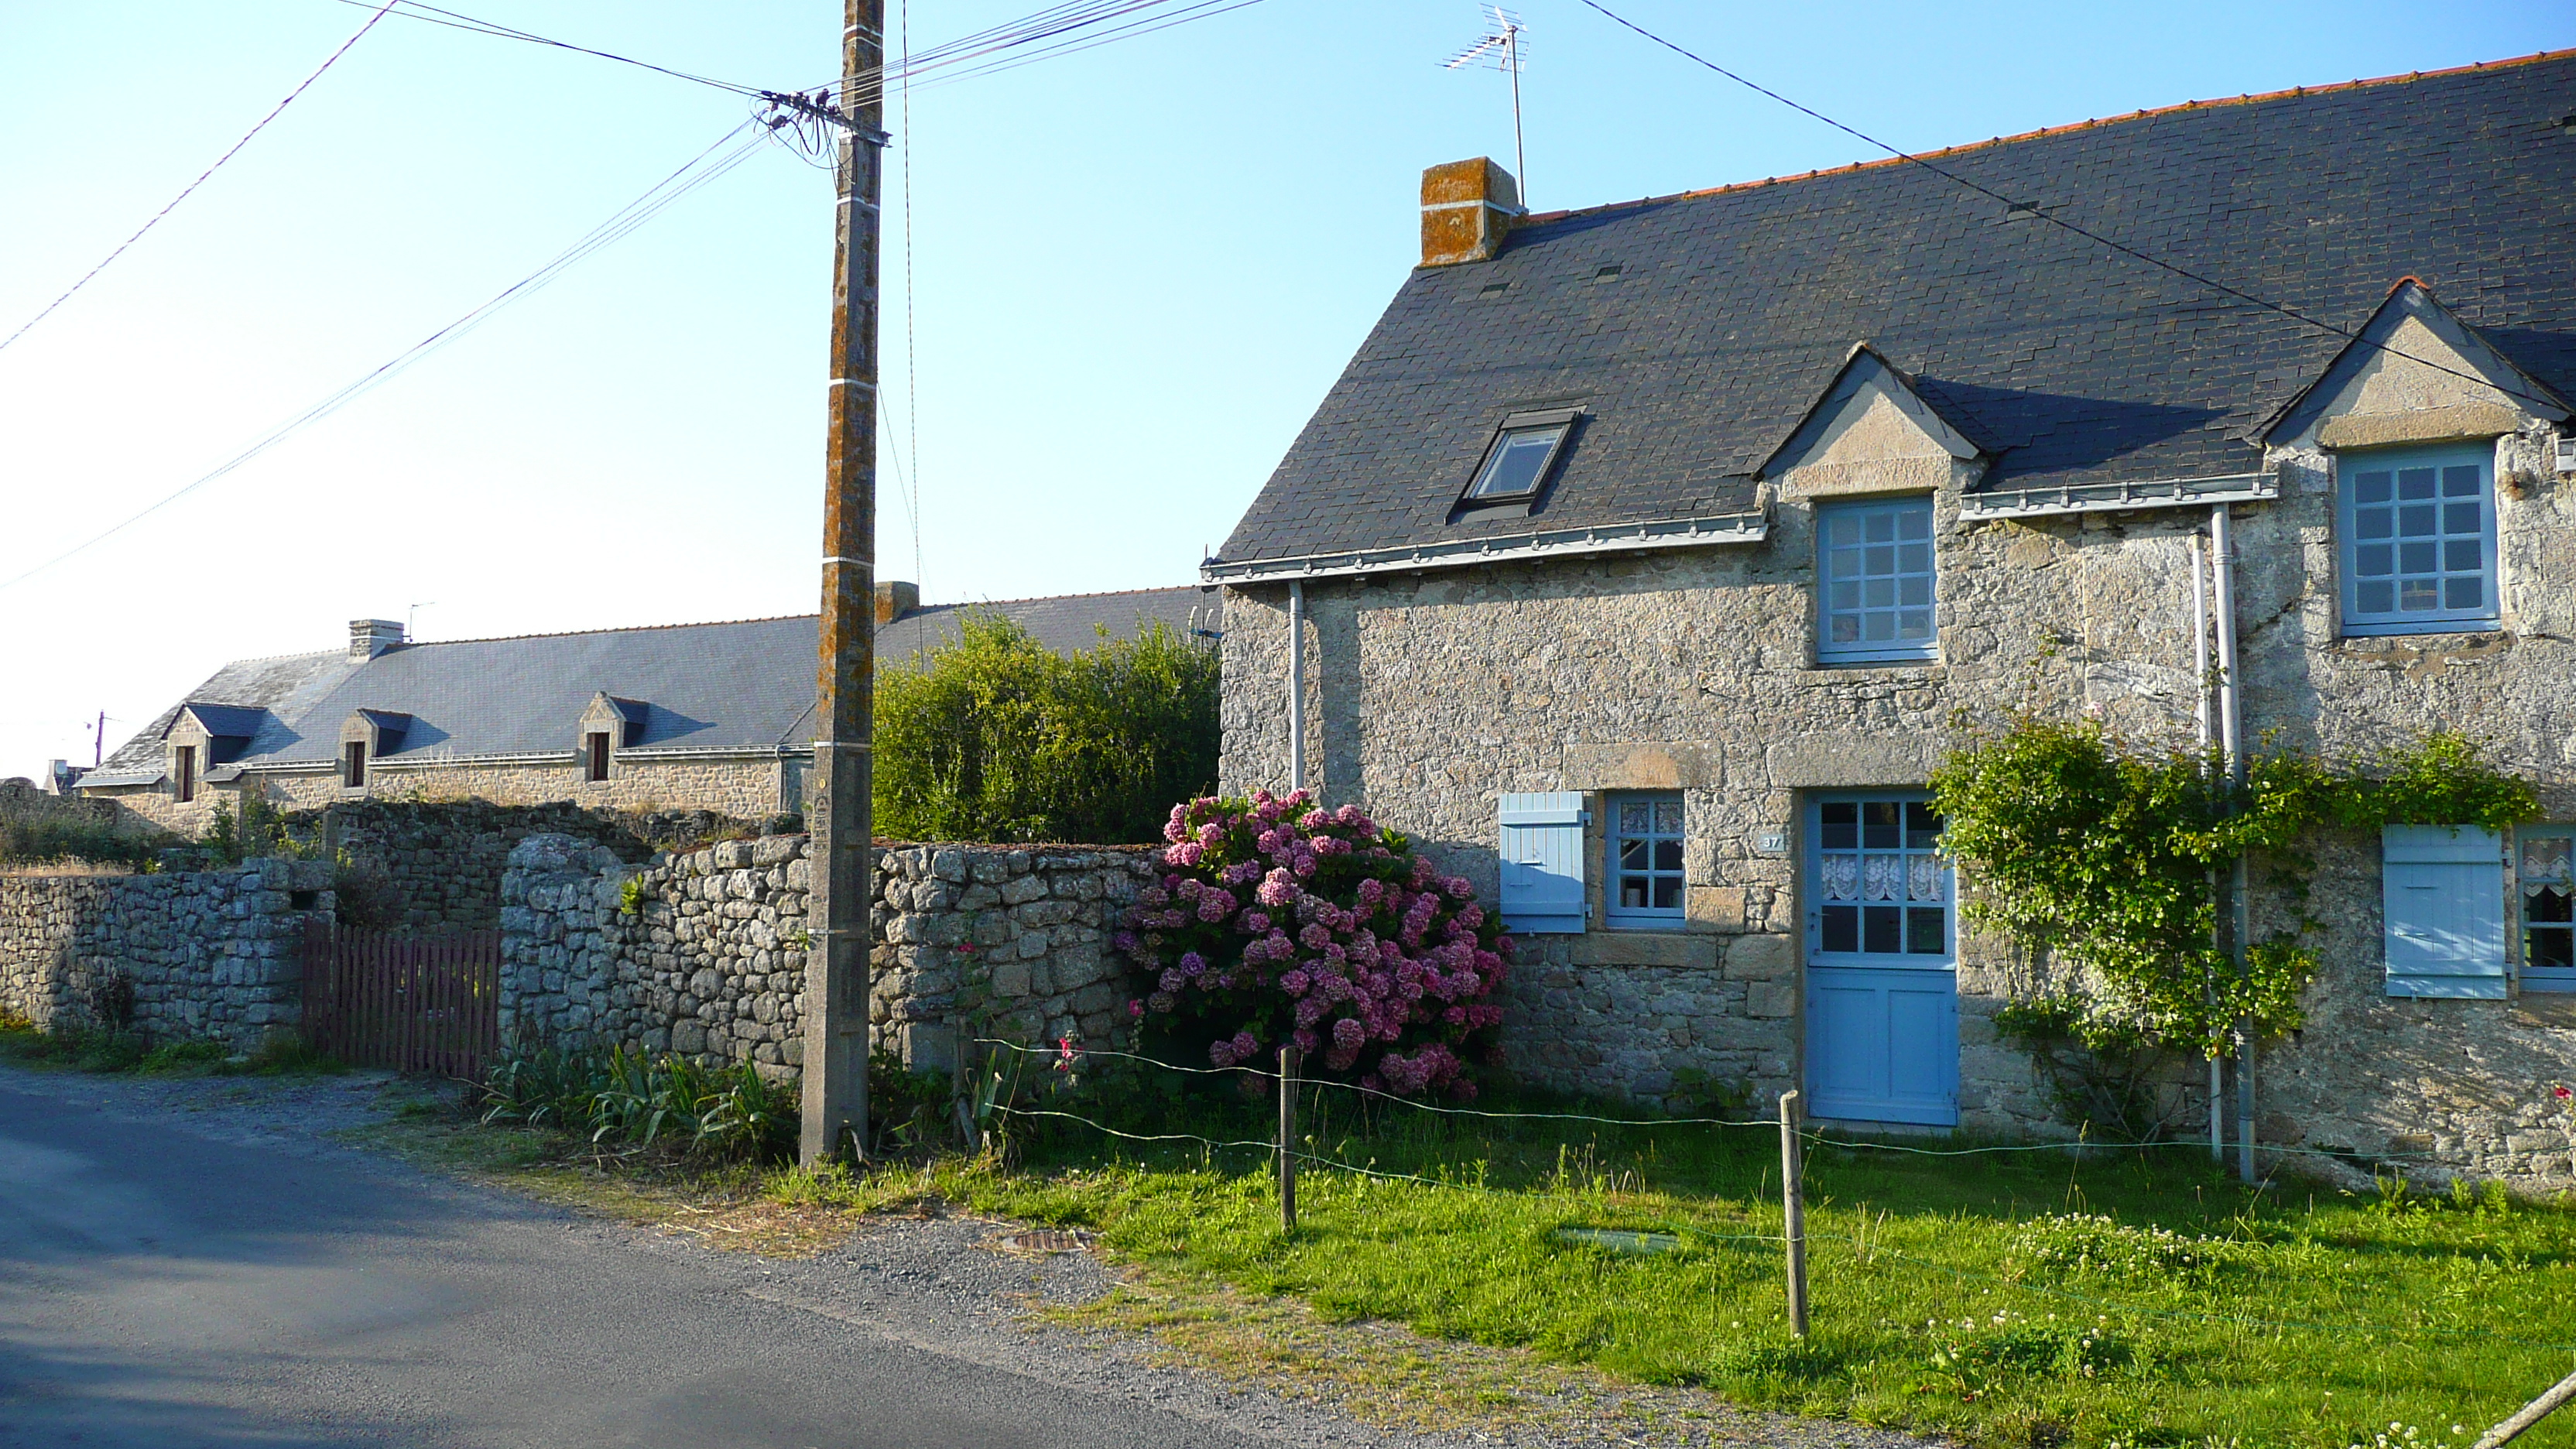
top-left (585, 731), bottom-right (611, 783)
top-left (337, 710), bottom-right (406, 792)
top-left (1461, 409), bottom-right (1578, 504)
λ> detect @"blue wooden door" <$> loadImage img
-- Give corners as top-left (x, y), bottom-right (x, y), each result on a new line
top-left (1804, 793), bottom-right (1958, 1125)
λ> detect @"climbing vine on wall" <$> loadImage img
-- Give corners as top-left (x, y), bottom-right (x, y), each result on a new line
top-left (1930, 720), bottom-right (2537, 1064)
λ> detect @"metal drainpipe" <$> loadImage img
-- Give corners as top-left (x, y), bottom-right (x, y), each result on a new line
top-left (2192, 533), bottom-right (2222, 1163)
top-left (1287, 580), bottom-right (1307, 795)
top-left (2211, 504), bottom-right (2255, 1184)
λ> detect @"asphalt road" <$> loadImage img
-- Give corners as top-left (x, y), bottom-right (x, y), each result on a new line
top-left (0, 1074), bottom-right (1297, 1449)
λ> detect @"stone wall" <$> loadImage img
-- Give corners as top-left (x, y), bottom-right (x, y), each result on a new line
top-left (88, 753), bottom-right (800, 839)
top-left (0, 776), bottom-right (167, 857)
top-left (0, 858), bottom-right (334, 1044)
top-left (498, 832), bottom-right (1153, 1081)
top-left (1217, 420), bottom-right (2576, 1178)
top-left (308, 798), bottom-right (669, 933)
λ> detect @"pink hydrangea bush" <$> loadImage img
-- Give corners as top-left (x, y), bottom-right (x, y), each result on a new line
top-left (1117, 790), bottom-right (1512, 1098)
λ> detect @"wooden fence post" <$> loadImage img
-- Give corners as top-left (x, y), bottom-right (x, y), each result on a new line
top-left (1278, 1044), bottom-right (1299, 1233)
top-left (2476, 1365), bottom-right (2576, 1449)
top-left (1780, 1088), bottom-right (1809, 1338)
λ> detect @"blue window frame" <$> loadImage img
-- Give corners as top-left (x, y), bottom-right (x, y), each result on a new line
top-left (2339, 444), bottom-right (2498, 635)
top-left (1807, 795), bottom-right (1950, 963)
top-left (1817, 498), bottom-right (1936, 664)
top-left (1605, 792), bottom-right (1684, 927)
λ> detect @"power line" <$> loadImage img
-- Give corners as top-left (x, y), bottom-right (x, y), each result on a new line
top-left (0, 122), bottom-right (768, 597)
top-left (1573, 0), bottom-right (2565, 415)
top-left (0, 2), bottom-right (399, 357)
top-left (326, 0), bottom-right (768, 96)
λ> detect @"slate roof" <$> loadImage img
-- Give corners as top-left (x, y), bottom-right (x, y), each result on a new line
top-left (91, 587), bottom-right (1217, 779)
top-left (877, 586), bottom-right (1221, 666)
top-left (1214, 51), bottom-right (2576, 567)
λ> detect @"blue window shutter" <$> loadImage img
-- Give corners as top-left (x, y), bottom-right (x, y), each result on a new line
top-left (2382, 824), bottom-right (2506, 999)
top-left (1499, 792), bottom-right (1587, 933)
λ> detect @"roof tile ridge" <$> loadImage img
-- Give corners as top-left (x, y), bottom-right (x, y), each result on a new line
top-left (933, 583), bottom-right (1208, 608)
top-left (410, 612), bottom-right (824, 647)
top-left (207, 646), bottom-right (344, 669)
top-left (1516, 48), bottom-right (2575, 228)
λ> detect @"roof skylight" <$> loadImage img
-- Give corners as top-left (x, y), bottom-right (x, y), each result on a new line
top-left (1462, 411), bottom-right (1578, 503)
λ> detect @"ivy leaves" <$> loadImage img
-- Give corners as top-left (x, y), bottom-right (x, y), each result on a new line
top-left (1930, 721), bottom-right (2535, 1058)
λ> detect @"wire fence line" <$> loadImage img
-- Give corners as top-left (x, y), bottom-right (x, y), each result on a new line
top-left (970, 1036), bottom-right (2450, 1163)
top-left (988, 1097), bottom-right (2575, 1355)
top-left (971, 1037), bottom-right (1785, 1129)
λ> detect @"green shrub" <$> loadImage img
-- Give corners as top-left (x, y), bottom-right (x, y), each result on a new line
top-left (137, 1039), bottom-right (231, 1074)
top-left (478, 1045), bottom-right (795, 1160)
top-left (873, 611), bottom-right (1218, 844)
top-left (223, 1035), bottom-right (348, 1076)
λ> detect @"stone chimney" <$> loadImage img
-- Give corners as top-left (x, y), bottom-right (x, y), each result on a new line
top-left (875, 581), bottom-right (920, 625)
top-left (349, 618), bottom-right (405, 659)
top-left (1420, 158), bottom-right (1522, 267)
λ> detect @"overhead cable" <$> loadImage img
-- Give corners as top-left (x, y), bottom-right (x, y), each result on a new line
top-left (0, 122), bottom-right (767, 596)
top-left (326, 0), bottom-right (769, 95)
top-left (1573, 0), bottom-right (2563, 413)
top-left (0, 2), bottom-right (399, 357)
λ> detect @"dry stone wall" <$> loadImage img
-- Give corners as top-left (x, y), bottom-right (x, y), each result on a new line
top-left (498, 832), bottom-right (1153, 1081)
top-left (307, 798), bottom-right (670, 933)
top-left (0, 859), bottom-right (334, 1044)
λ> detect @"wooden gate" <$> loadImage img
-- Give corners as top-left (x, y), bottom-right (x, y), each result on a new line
top-left (301, 920), bottom-right (500, 1077)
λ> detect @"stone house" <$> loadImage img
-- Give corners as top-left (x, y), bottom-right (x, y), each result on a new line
top-left (82, 584), bottom-right (1219, 837)
top-left (1206, 54), bottom-right (2576, 1176)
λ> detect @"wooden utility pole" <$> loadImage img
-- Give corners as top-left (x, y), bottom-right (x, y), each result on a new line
top-left (802, 0), bottom-right (888, 1166)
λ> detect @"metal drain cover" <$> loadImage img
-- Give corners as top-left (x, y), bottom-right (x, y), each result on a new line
top-left (1553, 1226), bottom-right (1682, 1255)
top-left (1005, 1229), bottom-right (1093, 1252)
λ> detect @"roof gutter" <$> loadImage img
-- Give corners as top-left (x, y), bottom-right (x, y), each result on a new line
top-left (1958, 471), bottom-right (2276, 520)
top-left (1203, 511), bottom-right (1767, 585)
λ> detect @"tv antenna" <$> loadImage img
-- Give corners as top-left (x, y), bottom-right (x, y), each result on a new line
top-left (1444, 5), bottom-right (1528, 205)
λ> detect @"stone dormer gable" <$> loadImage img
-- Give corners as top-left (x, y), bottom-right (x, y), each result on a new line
top-left (2261, 280), bottom-right (2571, 451)
top-left (339, 710), bottom-right (411, 755)
top-left (1755, 344), bottom-right (1989, 498)
top-left (578, 694), bottom-right (648, 748)
top-left (170, 703), bottom-right (266, 766)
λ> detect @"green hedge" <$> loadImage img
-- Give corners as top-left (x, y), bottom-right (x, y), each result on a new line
top-left (872, 611), bottom-right (1218, 844)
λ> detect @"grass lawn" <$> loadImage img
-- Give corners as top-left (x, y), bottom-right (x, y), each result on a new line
top-left (16, 1012), bottom-right (2561, 1447)
top-left (881, 1067), bottom-right (2576, 1449)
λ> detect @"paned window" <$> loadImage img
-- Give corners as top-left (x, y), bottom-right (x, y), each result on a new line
top-left (2523, 830), bottom-right (2576, 992)
top-left (2340, 444), bottom-right (2498, 635)
top-left (1817, 498), bottom-right (1936, 664)
top-left (344, 740), bottom-right (367, 789)
top-left (1461, 412), bottom-right (1577, 503)
top-left (1813, 798), bottom-right (1948, 959)
top-left (1606, 793), bottom-right (1684, 927)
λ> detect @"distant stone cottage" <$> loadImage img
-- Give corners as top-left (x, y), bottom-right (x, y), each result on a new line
top-left (82, 584), bottom-right (1218, 834)
top-left (1208, 54), bottom-right (2576, 1179)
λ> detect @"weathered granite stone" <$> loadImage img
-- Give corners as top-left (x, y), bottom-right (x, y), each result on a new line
top-left (495, 833), bottom-right (1156, 1081)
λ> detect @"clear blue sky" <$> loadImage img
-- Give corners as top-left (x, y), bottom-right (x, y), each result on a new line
top-left (1, 0), bottom-right (2565, 782)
